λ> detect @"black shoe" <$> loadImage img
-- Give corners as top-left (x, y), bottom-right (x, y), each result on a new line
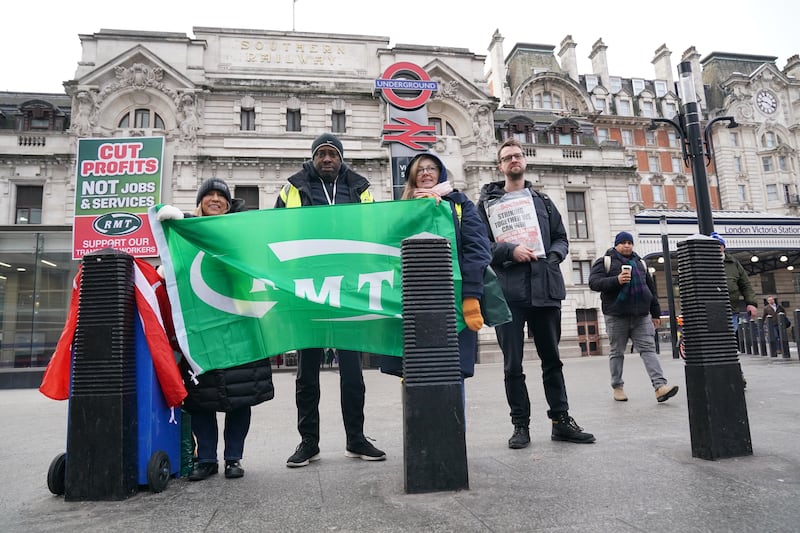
top-left (188, 462), bottom-right (218, 481)
top-left (508, 425), bottom-right (530, 449)
top-left (345, 438), bottom-right (386, 461)
top-left (286, 440), bottom-right (320, 468)
top-left (551, 413), bottom-right (596, 444)
top-left (224, 460), bottom-right (244, 479)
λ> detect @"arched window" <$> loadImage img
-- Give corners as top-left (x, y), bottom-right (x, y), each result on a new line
top-left (429, 117), bottom-right (456, 137)
top-left (118, 108), bottom-right (165, 129)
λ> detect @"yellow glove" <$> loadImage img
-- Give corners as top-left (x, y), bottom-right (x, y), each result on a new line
top-left (462, 297), bottom-right (484, 332)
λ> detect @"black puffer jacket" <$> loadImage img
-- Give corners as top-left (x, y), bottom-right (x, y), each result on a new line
top-left (182, 358), bottom-right (274, 413)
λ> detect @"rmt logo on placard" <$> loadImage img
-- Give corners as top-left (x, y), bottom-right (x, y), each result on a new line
top-left (92, 212), bottom-right (142, 236)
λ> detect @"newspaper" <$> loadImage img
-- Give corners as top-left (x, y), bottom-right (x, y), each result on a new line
top-left (485, 189), bottom-right (546, 258)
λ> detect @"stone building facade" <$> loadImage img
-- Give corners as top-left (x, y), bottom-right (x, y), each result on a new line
top-left (1, 26), bottom-right (798, 379)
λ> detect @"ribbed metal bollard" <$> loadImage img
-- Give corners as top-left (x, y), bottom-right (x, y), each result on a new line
top-left (677, 235), bottom-right (751, 460)
top-left (401, 235), bottom-right (468, 493)
top-left (65, 249), bottom-right (138, 500)
top-left (757, 318), bottom-right (767, 357)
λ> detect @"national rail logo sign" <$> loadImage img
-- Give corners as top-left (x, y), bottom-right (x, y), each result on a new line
top-left (375, 62), bottom-right (437, 150)
top-left (72, 137), bottom-right (163, 259)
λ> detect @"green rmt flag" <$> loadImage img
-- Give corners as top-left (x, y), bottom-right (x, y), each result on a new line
top-left (149, 200), bottom-right (462, 374)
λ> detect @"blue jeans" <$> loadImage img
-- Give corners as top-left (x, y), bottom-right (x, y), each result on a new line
top-left (605, 314), bottom-right (666, 390)
top-left (191, 407), bottom-right (251, 463)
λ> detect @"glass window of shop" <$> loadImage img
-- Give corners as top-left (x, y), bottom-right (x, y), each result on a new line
top-left (0, 229), bottom-right (77, 369)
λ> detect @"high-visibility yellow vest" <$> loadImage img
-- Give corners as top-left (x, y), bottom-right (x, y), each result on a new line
top-left (279, 184), bottom-right (373, 207)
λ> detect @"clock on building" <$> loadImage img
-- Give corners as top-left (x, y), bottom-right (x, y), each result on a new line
top-left (756, 90), bottom-right (777, 114)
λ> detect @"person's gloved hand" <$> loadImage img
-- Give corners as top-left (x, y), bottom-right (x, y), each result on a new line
top-left (157, 205), bottom-right (184, 221)
top-left (462, 297), bottom-right (484, 331)
top-left (546, 251), bottom-right (561, 264)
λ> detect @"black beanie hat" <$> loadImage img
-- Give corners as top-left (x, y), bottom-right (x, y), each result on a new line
top-left (196, 178), bottom-right (232, 206)
top-left (311, 133), bottom-right (344, 160)
top-left (614, 231), bottom-right (634, 246)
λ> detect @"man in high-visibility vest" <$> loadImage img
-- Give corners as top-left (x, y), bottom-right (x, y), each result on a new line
top-left (274, 133), bottom-right (384, 468)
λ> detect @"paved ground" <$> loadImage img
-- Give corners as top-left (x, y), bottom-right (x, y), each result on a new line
top-left (3, 352), bottom-right (800, 532)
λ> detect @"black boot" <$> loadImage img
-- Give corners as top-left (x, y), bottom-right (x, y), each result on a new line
top-left (508, 425), bottom-right (530, 449)
top-left (551, 413), bottom-right (595, 443)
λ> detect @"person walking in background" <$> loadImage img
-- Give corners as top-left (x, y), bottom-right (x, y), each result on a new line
top-left (711, 232), bottom-right (758, 332)
top-left (589, 231), bottom-right (679, 403)
top-left (275, 133), bottom-right (385, 467)
top-left (477, 138), bottom-right (595, 449)
top-left (158, 177), bottom-right (274, 481)
top-left (762, 295), bottom-right (787, 354)
top-left (711, 231), bottom-right (756, 387)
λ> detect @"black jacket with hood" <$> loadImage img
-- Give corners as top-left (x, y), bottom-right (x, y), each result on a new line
top-left (274, 160), bottom-right (371, 207)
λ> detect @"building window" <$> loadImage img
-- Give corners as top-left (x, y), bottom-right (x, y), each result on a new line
top-left (654, 80), bottom-right (668, 97)
top-left (667, 131), bottom-right (678, 148)
top-left (585, 75), bottom-right (598, 92)
top-left (594, 97), bottom-right (607, 113)
top-left (645, 130), bottom-right (656, 146)
top-left (734, 156), bottom-right (743, 173)
top-left (760, 272), bottom-right (776, 295)
top-left (331, 111), bottom-right (346, 133)
top-left (652, 184), bottom-right (664, 203)
top-left (118, 109), bottom-right (164, 130)
top-left (763, 132), bottom-right (777, 148)
top-left (737, 184), bottom-right (747, 201)
top-left (286, 109), bottom-right (301, 132)
top-left (672, 156), bottom-right (683, 173)
top-left (566, 192), bottom-right (588, 239)
top-left (240, 109), bottom-right (255, 131)
top-left (675, 184), bottom-right (688, 203)
top-left (641, 101), bottom-right (654, 118)
top-left (430, 117), bottom-right (457, 137)
top-left (664, 102), bottom-right (677, 118)
top-left (535, 91), bottom-right (562, 110)
top-left (596, 128), bottom-right (609, 143)
top-left (730, 131), bottom-right (739, 147)
top-left (778, 155), bottom-right (788, 171)
top-left (609, 77), bottom-right (622, 94)
top-left (572, 260), bottom-right (592, 285)
top-left (16, 185), bottom-right (43, 224)
top-left (618, 100), bottom-right (631, 116)
top-left (632, 79), bottom-right (645, 95)
top-left (762, 156), bottom-right (773, 172)
top-left (766, 184), bottom-right (778, 201)
top-left (621, 130), bottom-right (633, 145)
top-left (648, 155), bottom-right (660, 172)
top-left (234, 186), bottom-right (259, 210)
top-left (628, 184), bottom-right (641, 202)
top-left (793, 272), bottom-right (800, 293)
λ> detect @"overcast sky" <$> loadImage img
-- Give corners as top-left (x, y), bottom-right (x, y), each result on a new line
top-left (4, 0), bottom-right (797, 93)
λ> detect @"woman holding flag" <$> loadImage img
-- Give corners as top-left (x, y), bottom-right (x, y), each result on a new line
top-left (158, 178), bottom-right (274, 481)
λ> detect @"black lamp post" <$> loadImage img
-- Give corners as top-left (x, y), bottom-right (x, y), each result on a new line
top-left (650, 61), bottom-right (751, 460)
top-left (649, 62), bottom-right (739, 235)
top-left (660, 216), bottom-right (679, 359)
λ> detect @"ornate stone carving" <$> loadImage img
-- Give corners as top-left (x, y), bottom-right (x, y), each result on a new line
top-left (97, 62), bottom-right (178, 105)
top-left (71, 90), bottom-right (97, 137)
top-left (469, 103), bottom-right (496, 158)
top-left (176, 92), bottom-right (199, 145)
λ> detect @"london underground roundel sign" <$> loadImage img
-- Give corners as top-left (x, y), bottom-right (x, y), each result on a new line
top-left (374, 62), bottom-right (438, 110)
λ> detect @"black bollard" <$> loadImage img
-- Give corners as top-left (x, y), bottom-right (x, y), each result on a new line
top-left (741, 315), bottom-right (751, 355)
top-left (795, 310), bottom-right (800, 357)
top-left (401, 235), bottom-right (468, 494)
top-left (677, 236), bottom-right (752, 460)
top-left (757, 318), bottom-right (767, 357)
top-left (778, 312), bottom-right (790, 358)
top-left (65, 249), bottom-right (138, 501)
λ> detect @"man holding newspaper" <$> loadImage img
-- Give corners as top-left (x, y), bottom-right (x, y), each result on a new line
top-left (478, 139), bottom-right (595, 450)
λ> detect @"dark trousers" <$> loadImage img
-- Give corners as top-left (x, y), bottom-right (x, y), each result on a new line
top-left (191, 407), bottom-right (251, 463)
top-left (296, 348), bottom-right (365, 446)
top-left (494, 305), bottom-right (569, 426)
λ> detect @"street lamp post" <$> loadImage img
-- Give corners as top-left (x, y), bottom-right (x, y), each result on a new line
top-left (660, 216), bottom-right (679, 359)
top-left (650, 61), bottom-right (751, 460)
